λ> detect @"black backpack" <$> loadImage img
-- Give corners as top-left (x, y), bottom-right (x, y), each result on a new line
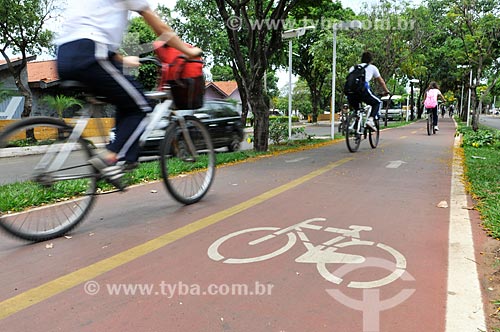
top-left (344, 64), bottom-right (369, 95)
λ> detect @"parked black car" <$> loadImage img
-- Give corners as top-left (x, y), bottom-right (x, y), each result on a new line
top-left (120, 100), bottom-right (244, 156)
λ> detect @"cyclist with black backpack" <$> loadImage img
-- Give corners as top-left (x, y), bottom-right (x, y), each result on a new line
top-left (344, 51), bottom-right (390, 130)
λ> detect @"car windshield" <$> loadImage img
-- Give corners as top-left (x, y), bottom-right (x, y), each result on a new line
top-left (193, 102), bottom-right (239, 119)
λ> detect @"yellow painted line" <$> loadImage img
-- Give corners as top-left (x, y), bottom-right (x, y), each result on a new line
top-left (0, 157), bottom-right (353, 320)
top-left (399, 136), bottom-right (408, 139)
top-left (411, 131), bottom-right (418, 134)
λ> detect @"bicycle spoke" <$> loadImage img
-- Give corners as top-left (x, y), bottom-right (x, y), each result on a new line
top-left (160, 117), bottom-right (216, 204)
top-left (345, 111), bottom-right (361, 152)
top-left (0, 118), bottom-right (98, 241)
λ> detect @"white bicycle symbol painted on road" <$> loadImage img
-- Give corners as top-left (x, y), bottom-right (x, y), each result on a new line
top-left (208, 218), bottom-right (407, 289)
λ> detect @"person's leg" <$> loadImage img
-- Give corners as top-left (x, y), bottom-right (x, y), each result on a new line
top-left (361, 89), bottom-right (382, 119)
top-left (346, 94), bottom-right (361, 111)
top-left (432, 107), bottom-right (438, 126)
top-left (58, 39), bottom-right (151, 163)
top-left (79, 42), bottom-right (151, 163)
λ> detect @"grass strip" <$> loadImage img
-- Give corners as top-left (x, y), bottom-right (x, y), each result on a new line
top-left (0, 138), bottom-right (332, 212)
top-left (457, 121), bottom-right (500, 238)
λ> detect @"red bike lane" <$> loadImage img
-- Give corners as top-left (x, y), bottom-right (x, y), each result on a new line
top-left (0, 118), bottom-right (488, 331)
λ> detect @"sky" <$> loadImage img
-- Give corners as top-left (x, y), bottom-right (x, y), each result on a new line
top-left (152, 0), bottom-right (422, 14)
top-left (150, 0), bottom-right (422, 88)
top-left (31, 0), bottom-right (420, 87)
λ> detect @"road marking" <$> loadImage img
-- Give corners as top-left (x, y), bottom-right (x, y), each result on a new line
top-left (0, 157), bottom-right (353, 320)
top-left (208, 218), bottom-right (407, 289)
top-left (399, 135), bottom-right (408, 139)
top-left (386, 160), bottom-right (406, 169)
top-left (445, 135), bottom-right (486, 331)
top-left (285, 157), bottom-right (309, 163)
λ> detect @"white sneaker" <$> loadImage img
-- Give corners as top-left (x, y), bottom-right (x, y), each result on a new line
top-left (88, 154), bottom-right (125, 190)
top-left (365, 117), bottom-right (377, 131)
top-left (434, 126), bottom-right (439, 131)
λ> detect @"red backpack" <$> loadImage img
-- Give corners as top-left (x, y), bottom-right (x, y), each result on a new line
top-left (153, 41), bottom-right (205, 109)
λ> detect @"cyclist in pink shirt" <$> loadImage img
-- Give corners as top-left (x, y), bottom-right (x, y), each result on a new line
top-left (423, 81), bottom-right (445, 131)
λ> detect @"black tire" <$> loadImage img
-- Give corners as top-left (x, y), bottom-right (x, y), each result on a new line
top-left (159, 116), bottom-right (216, 204)
top-left (369, 118), bottom-right (380, 148)
top-left (0, 117), bottom-right (98, 241)
top-left (427, 112), bottom-right (432, 136)
top-left (345, 111), bottom-right (361, 152)
top-left (227, 133), bottom-right (241, 152)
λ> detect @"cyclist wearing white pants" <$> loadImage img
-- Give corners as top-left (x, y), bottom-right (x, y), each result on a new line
top-left (55, 0), bottom-right (201, 188)
top-left (346, 51), bottom-right (390, 130)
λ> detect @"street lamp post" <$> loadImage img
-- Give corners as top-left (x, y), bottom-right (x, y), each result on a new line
top-left (460, 84), bottom-right (464, 116)
top-left (330, 20), bottom-right (362, 139)
top-left (467, 69), bottom-right (473, 127)
top-left (409, 79), bottom-right (419, 120)
top-left (282, 26), bottom-right (315, 140)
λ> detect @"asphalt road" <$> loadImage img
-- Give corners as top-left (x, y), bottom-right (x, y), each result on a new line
top-left (0, 121), bottom-right (336, 185)
top-left (479, 115), bottom-right (500, 130)
top-left (0, 118), bottom-right (489, 331)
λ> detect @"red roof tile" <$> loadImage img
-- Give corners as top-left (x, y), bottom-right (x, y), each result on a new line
top-left (208, 81), bottom-right (238, 97)
top-left (27, 60), bottom-right (59, 83)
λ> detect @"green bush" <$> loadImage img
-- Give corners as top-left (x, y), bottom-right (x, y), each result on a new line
top-left (268, 121), bottom-right (312, 145)
top-left (458, 126), bottom-right (500, 148)
top-left (270, 115), bottom-right (300, 123)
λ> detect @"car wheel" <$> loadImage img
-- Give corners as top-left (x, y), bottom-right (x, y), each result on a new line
top-left (227, 134), bottom-right (241, 152)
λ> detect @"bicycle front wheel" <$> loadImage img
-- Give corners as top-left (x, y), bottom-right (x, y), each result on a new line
top-left (368, 118), bottom-right (380, 148)
top-left (345, 112), bottom-right (361, 152)
top-left (159, 116), bottom-right (216, 204)
top-left (0, 117), bottom-right (98, 241)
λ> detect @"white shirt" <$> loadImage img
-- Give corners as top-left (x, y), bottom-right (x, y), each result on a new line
top-left (349, 63), bottom-right (381, 82)
top-left (55, 0), bottom-right (150, 51)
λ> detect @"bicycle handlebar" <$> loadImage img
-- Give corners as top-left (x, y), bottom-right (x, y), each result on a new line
top-left (139, 56), bottom-right (162, 67)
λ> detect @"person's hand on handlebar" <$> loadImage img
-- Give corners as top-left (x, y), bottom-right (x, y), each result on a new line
top-left (122, 56), bottom-right (141, 68)
top-left (184, 47), bottom-right (203, 59)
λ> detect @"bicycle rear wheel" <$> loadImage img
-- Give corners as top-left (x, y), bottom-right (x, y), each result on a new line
top-left (159, 116), bottom-right (216, 205)
top-left (0, 117), bottom-right (98, 241)
top-left (345, 111), bottom-right (361, 152)
top-left (368, 118), bottom-right (380, 148)
top-left (426, 112), bottom-right (432, 135)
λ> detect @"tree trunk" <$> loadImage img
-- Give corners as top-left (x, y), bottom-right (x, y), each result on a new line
top-left (233, 68), bottom-right (250, 127)
top-left (472, 89), bottom-right (480, 131)
top-left (21, 89), bottom-right (33, 118)
top-left (249, 85), bottom-right (269, 152)
top-left (12, 65), bottom-right (35, 138)
top-left (309, 83), bottom-right (320, 123)
top-left (4, 54), bottom-right (33, 118)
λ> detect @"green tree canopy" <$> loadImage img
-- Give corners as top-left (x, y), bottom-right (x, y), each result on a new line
top-left (0, 0), bottom-right (56, 117)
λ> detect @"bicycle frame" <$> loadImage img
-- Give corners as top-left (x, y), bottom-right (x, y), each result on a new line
top-left (349, 104), bottom-right (372, 135)
top-left (34, 86), bottom-right (198, 179)
top-left (0, 57), bottom-right (215, 242)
